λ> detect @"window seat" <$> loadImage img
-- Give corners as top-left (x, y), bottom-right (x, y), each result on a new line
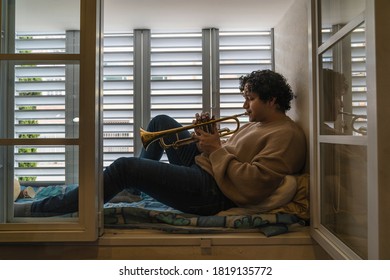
top-left (97, 227), bottom-right (331, 259)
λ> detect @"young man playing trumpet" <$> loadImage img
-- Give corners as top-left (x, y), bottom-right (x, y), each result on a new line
top-left (16, 69), bottom-right (306, 216)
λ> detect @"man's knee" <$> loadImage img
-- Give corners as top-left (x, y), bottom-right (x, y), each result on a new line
top-left (112, 156), bottom-right (136, 169)
top-left (148, 115), bottom-right (177, 131)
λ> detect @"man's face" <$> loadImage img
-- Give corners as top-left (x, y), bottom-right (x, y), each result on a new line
top-left (242, 86), bottom-right (271, 123)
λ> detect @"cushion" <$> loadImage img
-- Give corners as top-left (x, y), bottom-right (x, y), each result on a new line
top-left (14, 177), bottom-right (21, 201)
top-left (217, 175), bottom-right (298, 216)
top-left (270, 173), bottom-right (310, 220)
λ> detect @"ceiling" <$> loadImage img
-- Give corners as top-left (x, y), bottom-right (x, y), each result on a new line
top-left (16, 0), bottom-right (296, 32)
top-left (104, 0), bottom-right (295, 31)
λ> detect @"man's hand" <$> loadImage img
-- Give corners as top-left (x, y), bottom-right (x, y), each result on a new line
top-left (192, 112), bottom-right (221, 155)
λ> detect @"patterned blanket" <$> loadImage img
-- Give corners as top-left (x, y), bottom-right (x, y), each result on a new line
top-left (103, 205), bottom-right (306, 236)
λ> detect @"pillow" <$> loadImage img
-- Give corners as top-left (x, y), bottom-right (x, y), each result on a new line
top-left (108, 189), bottom-right (142, 203)
top-left (270, 173), bottom-right (310, 220)
top-left (14, 177), bottom-right (21, 201)
top-left (217, 175), bottom-right (298, 216)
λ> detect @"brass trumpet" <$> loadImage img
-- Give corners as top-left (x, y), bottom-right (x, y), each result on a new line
top-left (140, 112), bottom-right (248, 150)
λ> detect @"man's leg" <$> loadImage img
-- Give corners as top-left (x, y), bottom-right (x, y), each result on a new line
top-left (103, 157), bottom-right (235, 215)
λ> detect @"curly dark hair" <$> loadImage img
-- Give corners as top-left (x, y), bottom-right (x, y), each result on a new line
top-left (239, 69), bottom-right (295, 113)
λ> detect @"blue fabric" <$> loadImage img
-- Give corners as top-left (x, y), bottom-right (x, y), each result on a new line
top-left (18, 184), bottom-right (78, 202)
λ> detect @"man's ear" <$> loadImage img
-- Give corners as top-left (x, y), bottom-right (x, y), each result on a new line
top-left (268, 97), bottom-right (277, 106)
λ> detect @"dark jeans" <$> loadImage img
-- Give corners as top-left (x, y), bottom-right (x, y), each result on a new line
top-left (31, 115), bottom-right (236, 216)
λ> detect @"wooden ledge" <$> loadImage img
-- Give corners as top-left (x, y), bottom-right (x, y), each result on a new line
top-left (99, 226), bottom-right (314, 246)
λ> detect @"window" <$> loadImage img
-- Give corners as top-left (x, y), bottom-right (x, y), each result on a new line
top-left (0, 0), bottom-right (100, 242)
top-left (311, 0), bottom-right (371, 259)
top-left (320, 26), bottom-right (367, 136)
top-left (219, 30), bottom-right (274, 132)
top-left (151, 31), bottom-right (203, 123)
top-left (103, 32), bottom-right (134, 166)
top-left (14, 33), bottom-right (79, 184)
top-left (106, 29), bottom-right (274, 164)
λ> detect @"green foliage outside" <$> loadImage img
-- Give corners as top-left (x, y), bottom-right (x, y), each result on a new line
top-left (18, 77), bottom-right (41, 182)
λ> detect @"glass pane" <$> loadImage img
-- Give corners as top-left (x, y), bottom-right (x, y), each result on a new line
top-left (0, 145), bottom-right (78, 223)
top-left (320, 143), bottom-right (367, 258)
top-left (0, 58), bottom-right (80, 222)
top-left (320, 0), bottom-right (365, 44)
top-left (319, 23), bottom-right (367, 136)
top-left (1, 0), bottom-right (80, 54)
top-left (0, 61), bottom-right (79, 139)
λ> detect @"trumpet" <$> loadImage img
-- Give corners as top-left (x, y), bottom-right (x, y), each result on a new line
top-left (140, 112), bottom-right (248, 150)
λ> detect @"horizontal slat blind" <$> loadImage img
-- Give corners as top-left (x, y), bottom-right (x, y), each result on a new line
top-left (15, 33), bottom-right (67, 53)
top-left (14, 33), bottom-right (69, 182)
top-left (150, 31), bottom-right (203, 126)
top-left (350, 27), bottom-right (367, 119)
top-left (219, 30), bottom-right (273, 131)
top-left (102, 33), bottom-right (134, 167)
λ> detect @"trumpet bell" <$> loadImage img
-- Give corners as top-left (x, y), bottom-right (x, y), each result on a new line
top-left (139, 128), bottom-right (157, 150)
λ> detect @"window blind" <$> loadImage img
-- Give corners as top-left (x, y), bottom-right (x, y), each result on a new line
top-left (150, 31), bottom-right (203, 125)
top-left (219, 30), bottom-right (273, 131)
top-left (102, 33), bottom-right (134, 167)
top-left (14, 32), bottom-right (69, 182)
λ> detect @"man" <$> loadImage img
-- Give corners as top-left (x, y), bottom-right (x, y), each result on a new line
top-left (16, 69), bottom-right (306, 217)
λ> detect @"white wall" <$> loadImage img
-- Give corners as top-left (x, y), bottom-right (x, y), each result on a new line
top-left (274, 0), bottom-right (310, 172)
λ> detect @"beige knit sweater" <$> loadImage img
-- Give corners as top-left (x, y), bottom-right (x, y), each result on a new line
top-left (195, 115), bottom-right (306, 207)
